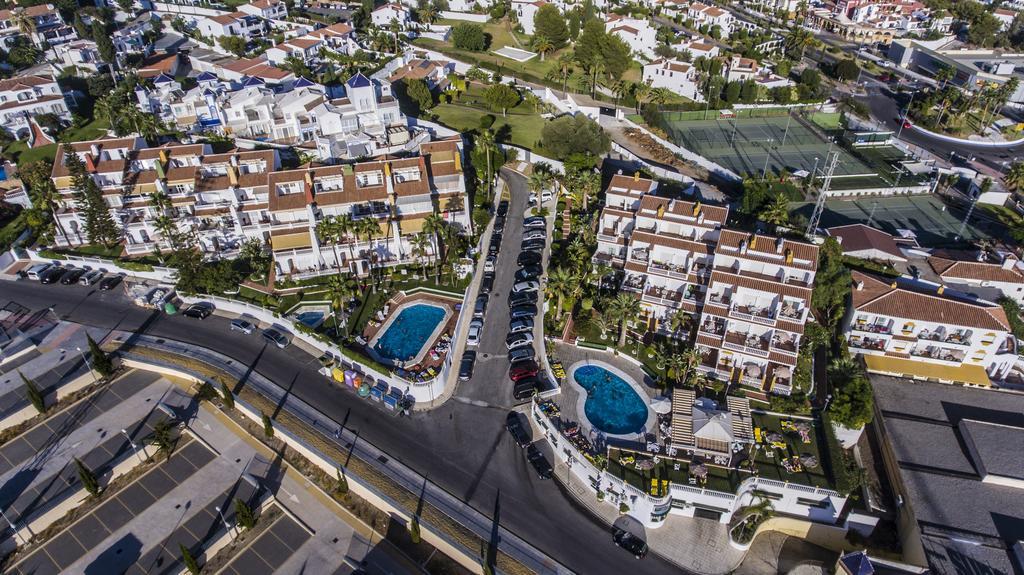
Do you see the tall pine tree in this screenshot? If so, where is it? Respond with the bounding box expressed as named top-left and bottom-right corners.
top-left (64, 151), bottom-right (121, 248)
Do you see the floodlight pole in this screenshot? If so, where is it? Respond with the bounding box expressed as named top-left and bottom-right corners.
top-left (781, 112), bottom-right (793, 147)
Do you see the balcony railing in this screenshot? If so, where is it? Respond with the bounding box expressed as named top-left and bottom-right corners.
top-left (853, 320), bottom-right (893, 335)
top-left (918, 329), bottom-right (972, 347)
top-left (700, 320), bottom-right (726, 336)
top-left (723, 331), bottom-right (770, 357)
top-left (707, 292), bottom-right (731, 306)
top-left (910, 346), bottom-right (965, 363)
top-left (849, 337), bottom-right (886, 351)
top-left (642, 288), bottom-right (684, 309)
top-left (648, 260), bottom-right (689, 280)
top-left (771, 335), bottom-right (798, 353)
top-left (729, 304), bottom-right (776, 326)
top-left (124, 241), bottom-right (156, 254)
top-left (622, 275), bottom-right (646, 293)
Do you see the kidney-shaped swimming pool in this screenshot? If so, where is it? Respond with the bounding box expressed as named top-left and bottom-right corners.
top-left (571, 364), bottom-right (649, 435)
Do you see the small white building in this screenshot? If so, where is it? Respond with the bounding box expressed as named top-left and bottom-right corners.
top-left (605, 14), bottom-right (659, 59)
top-left (928, 251), bottom-right (1024, 306)
top-left (0, 74), bottom-right (71, 139)
top-left (196, 11), bottom-right (267, 40)
top-left (642, 58), bottom-right (702, 101)
top-left (687, 2), bottom-right (734, 37)
top-left (237, 0), bottom-right (288, 20)
top-left (513, 0), bottom-right (544, 35)
top-left (725, 55), bottom-right (759, 82)
top-left (53, 39), bottom-right (106, 72)
top-left (371, 3), bottom-right (412, 29)
top-left (675, 39), bottom-right (720, 60)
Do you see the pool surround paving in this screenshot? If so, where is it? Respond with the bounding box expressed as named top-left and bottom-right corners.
top-left (367, 300), bottom-right (453, 368)
top-left (566, 359), bottom-right (656, 441)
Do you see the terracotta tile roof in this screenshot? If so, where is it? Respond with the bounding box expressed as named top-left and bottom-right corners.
top-left (716, 229), bottom-right (818, 271)
top-left (0, 93), bottom-right (64, 112)
top-left (928, 256), bottom-right (1024, 284)
top-left (607, 174), bottom-right (655, 195)
top-left (851, 270), bottom-right (1011, 332)
top-left (637, 195), bottom-right (728, 226)
top-left (0, 74), bottom-right (55, 92)
top-left (630, 230), bottom-right (715, 255)
top-left (827, 224), bottom-right (904, 260)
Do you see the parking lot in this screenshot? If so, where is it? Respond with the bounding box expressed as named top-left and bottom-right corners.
top-left (218, 514), bottom-right (311, 574)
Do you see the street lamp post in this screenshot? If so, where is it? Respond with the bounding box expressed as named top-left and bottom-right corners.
top-left (895, 91), bottom-right (916, 140)
top-left (77, 346), bottom-right (96, 382)
top-left (121, 428), bottom-right (143, 463)
top-left (215, 505), bottom-right (236, 536)
top-left (762, 139), bottom-right (775, 180)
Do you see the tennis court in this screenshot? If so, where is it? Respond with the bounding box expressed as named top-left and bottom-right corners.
top-left (661, 115), bottom-right (877, 179)
top-left (793, 195), bottom-right (989, 246)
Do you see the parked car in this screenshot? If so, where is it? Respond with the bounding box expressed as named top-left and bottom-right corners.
top-left (522, 230), bottom-right (545, 242)
top-left (467, 325), bottom-right (482, 346)
top-left (526, 444), bottom-right (553, 479)
top-left (509, 360), bottom-right (539, 381)
top-left (521, 239), bottom-right (545, 252)
top-left (481, 273), bottom-right (495, 294)
top-left (473, 295), bottom-right (488, 318)
top-left (262, 328), bottom-right (290, 349)
top-left (470, 317), bottom-right (484, 330)
top-left (497, 200), bottom-right (509, 217)
top-left (59, 268), bottom-right (85, 285)
top-left (508, 345), bottom-right (535, 362)
top-left (512, 280), bottom-right (539, 294)
top-left (182, 302), bottom-right (214, 319)
top-left (488, 243), bottom-right (500, 257)
top-left (508, 291), bottom-right (537, 308)
top-left (494, 216), bottom-right (505, 234)
top-left (459, 351), bottom-right (476, 381)
top-left (506, 412), bottom-right (531, 448)
top-left (39, 266), bottom-right (65, 284)
top-left (509, 318), bottom-right (534, 334)
top-left (523, 217), bottom-right (546, 229)
top-left (512, 378), bottom-right (538, 400)
top-left (79, 270), bottom-right (104, 286)
top-left (25, 263), bottom-right (52, 281)
top-left (230, 318), bottom-right (256, 334)
top-left (506, 332), bottom-right (534, 349)
top-left (612, 528), bottom-right (649, 559)
top-left (541, 190), bottom-right (554, 203)
top-left (528, 193), bottom-right (538, 206)
top-left (98, 275), bottom-right (123, 290)
top-left (517, 251), bottom-right (542, 266)
top-left (509, 304), bottom-right (537, 319)
top-left (484, 256), bottom-right (496, 273)
top-left (515, 265), bottom-right (542, 282)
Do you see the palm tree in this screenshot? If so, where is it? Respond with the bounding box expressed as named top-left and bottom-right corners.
top-left (357, 217), bottom-right (381, 286)
top-left (607, 293), bottom-right (641, 347)
top-left (546, 266), bottom-right (576, 318)
top-left (533, 35), bottom-right (554, 62)
top-left (557, 53), bottom-right (573, 93)
top-left (476, 129), bottom-right (497, 195)
top-left (664, 353), bottom-right (690, 386)
top-left (631, 81), bottom-right (651, 114)
top-left (1005, 162), bottom-right (1024, 192)
top-left (760, 193), bottom-right (790, 228)
top-left (418, 4), bottom-right (437, 25)
top-left (785, 28), bottom-right (815, 60)
top-left (410, 231), bottom-right (432, 278)
top-left (422, 213), bottom-right (447, 279)
top-left (587, 312), bottom-right (613, 341)
top-left (528, 169), bottom-right (552, 197)
top-left (315, 216), bottom-right (345, 276)
top-left (325, 275), bottom-right (357, 332)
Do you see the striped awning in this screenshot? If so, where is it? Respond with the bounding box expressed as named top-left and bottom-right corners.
top-left (863, 355), bottom-right (991, 386)
top-left (271, 232), bottom-right (312, 251)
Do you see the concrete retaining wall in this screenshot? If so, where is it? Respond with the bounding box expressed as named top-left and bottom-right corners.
top-left (618, 118), bottom-right (743, 182)
top-left (24, 248), bottom-right (178, 284)
top-left (439, 10), bottom-right (489, 21)
top-left (152, 2), bottom-right (225, 16)
top-left (0, 370), bottom-right (99, 433)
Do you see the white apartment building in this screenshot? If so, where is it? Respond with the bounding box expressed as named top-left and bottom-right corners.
top-left (265, 37), bottom-right (323, 66)
top-left (695, 231), bottom-right (817, 398)
top-left (371, 3), bottom-right (412, 29)
top-left (643, 58), bottom-right (702, 101)
top-left (266, 22), bottom-right (358, 65)
top-left (605, 14), bottom-right (659, 59)
top-left (196, 11), bottom-right (267, 40)
top-left (48, 137), bottom-right (469, 279)
top-left (844, 271), bottom-right (1018, 385)
top-left (674, 39), bottom-right (719, 60)
top-left (53, 39), bottom-right (105, 72)
top-left (0, 75), bottom-right (71, 140)
top-left (725, 55), bottom-right (759, 82)
top-left (687, 3), bottom-right (734, 37)
top-left (237, 0), bottom-right (289, 20)
top-left (0, 4), bottom-right (76, 50)
top-left (135, 72), bottom-right (409, 161)
top-left (927, 252), bottom-right (1024, 306)
top-left (513, 0), bottom-right (544, 35)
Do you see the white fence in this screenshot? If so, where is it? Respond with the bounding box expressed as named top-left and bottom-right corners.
top-left (152, 1), bottom-right (225, 17)
top-left (439, 10), bottom-right (489, 22)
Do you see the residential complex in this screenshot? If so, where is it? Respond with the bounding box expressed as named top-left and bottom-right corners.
top-left (0, 74), bottom-right (71, 140)
top-left (594, 174), bottom-right (817, 397)
top-left (47, 136), bottom-right (469, 279)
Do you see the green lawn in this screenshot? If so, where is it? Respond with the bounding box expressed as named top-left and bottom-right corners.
top-left (431, 84), bottom-right (549, 151)
top-left (978, 203), bottom-right (1024, 228)
top-left (2, 117), bottom-right (110, 166)
top-left (750, 413), bottom-right (833, 490)
top-left (609, 448), bottom-right (742, 495)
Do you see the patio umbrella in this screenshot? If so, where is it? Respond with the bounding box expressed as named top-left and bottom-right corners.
top-left (801, 455), bottom-right (819, 468)
top-left (745, 363), bottom-right (762, 378)
top-left (635, 459), bottom-right (656, 470)
top-left (690, 463), bottom-right (708, 478)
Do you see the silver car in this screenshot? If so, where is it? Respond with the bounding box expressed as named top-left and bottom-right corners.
top-left (231, 318), bottom-right (256, 334)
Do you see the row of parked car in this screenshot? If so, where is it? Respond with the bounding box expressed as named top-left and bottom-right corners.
top-left (25, 262), bottom-right (124, 290)
top-left (506, 212), bottom-right (547, 400)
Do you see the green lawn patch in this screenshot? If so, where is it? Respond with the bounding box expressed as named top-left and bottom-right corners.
top-left (431, 84), bottom-right (548, 152)
top-left (2, 117), bottom-right (110, 165)
top-left (750, 413), bottom-right (833, 490)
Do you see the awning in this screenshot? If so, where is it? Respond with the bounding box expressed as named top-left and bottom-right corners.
top-left (863, 355), bottom-right (991, 387)
top-left (271, 232), bottom-right (313, 251)
top-left (400, 217), bottom-right (425, 234)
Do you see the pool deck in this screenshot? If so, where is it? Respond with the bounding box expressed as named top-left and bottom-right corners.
top-left (566, 360), bottom-right (658, 442)
top-left (361, 292), bottom-right (460, 375)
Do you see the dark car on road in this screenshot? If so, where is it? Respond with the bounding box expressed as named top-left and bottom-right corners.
top-left (508, 291), bottom-right (537, 308)
top-left (474, 294), bottom-right (488, 318)
top-left (497, 200), bottom-right (509, 217)
top-left (59, 268), bottom-right (85, 285)
top-left (513, 376), bottom-right (540, 399)
top-left (481, 273), bottom-right (495, 294)
top-left (459, 350), bottom-right (476, 381)
top-left (509, 304), bottom-right (537, 319)
top-left (506, 412), bottom-right (531, 447)
top-left (494, 216), bottom-right (505, 234)
top-left (521, 239), bottom-right (545, 252)
top-left (39, 266), bottom-right (66, 284)
top-left (262, 327), bottom-right (290, 348)
top-left (517, 251), bottom-right (542, 266)
top-left (526, 444), bottom-right (553, 479)
top-left (98, 274), bottom-right (123, 290)
top-left (515, 265), bottom-right (542, 282)
top-left (612, 528), bottom-right (649, 559)
top-left (183, 302), bottom-right (214, 319)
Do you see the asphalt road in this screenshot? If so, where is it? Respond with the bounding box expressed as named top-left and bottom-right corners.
top-left (0, 181), bottom-right (685, 575)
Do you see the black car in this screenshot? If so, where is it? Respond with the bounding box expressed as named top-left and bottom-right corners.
top-left (509, 346), bottom-right (535, 363)
top-left (508, 291), bottom-right (537, 308)
top-left (515, 265), bottom-right (542, 282)
top-left (517, 251), bottom-right (542, 266)
top-left (459, 350), bottom-right (476, 381)
top-left (494, 216), bottom-right (505, 234)
top-left (59, 268), bottom-right (86, 285)
top-left (490, 233), bottom-right (503, 247)
top-left (521, 239), bottom-right (545, 252)
top-left (526, 444), bottom-right (553, 479)
top-left (98, 275), bottom-right (123, 290)
top-left (481, 272), bottom-right (495, 294)
top-left (39, 266), bottom-right (65, 284)
top-left (505, 412), bottom-right (531, 448)
top-left (497, 200), bottom-right (509, 217)
top-left (488, 243), bottom-right (500, 257)
top-left (182, 302), bottom-right (214, 319)
top-left (612, 528), bottom-right (649, 559)
top-left (509, 304), bottom-right (538, 319)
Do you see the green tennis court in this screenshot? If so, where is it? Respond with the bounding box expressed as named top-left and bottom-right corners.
top-left (661, 115), bottom-right (877, 179)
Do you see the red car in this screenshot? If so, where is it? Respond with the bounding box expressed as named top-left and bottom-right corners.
top-left (902, 120), bottom-right (912, 129)
top-left (509, 360), bottom-right (539, 381)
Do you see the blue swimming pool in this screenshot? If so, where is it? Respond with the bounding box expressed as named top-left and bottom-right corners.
top-left (295, 311), bottom-right (325, 328)
top-left (573, 364), bottom-right (648, 435)
top-left (373, 304), bottom-right (447, 362)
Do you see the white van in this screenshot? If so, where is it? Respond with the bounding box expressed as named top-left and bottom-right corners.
top-left (26, 263), bottom-right (52, 281)
top-left (79, 270), bottom-right (104, 286)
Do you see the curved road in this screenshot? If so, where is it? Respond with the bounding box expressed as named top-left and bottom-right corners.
top-left (0, 177), bottom-right (690, 575)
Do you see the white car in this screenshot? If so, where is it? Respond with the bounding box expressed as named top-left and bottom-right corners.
top-left (522, 230), bottom-right (545, 242)
top-left (528, 193), bottom-right (538, 205)
top-left (467, 325), bottom-right (482, 346)
top-left (484, 256), bottom-right (496, 273)
top-left (509, 318), bottom-right (534, 333)
top-left (512, 281), bottom-right (540, 293)
top-left (506, 332), bottom-right (534, 350)
top-left (523, 218), bottom-right (546, 229)
top-left (541, 190), bottom-right (554, 203)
